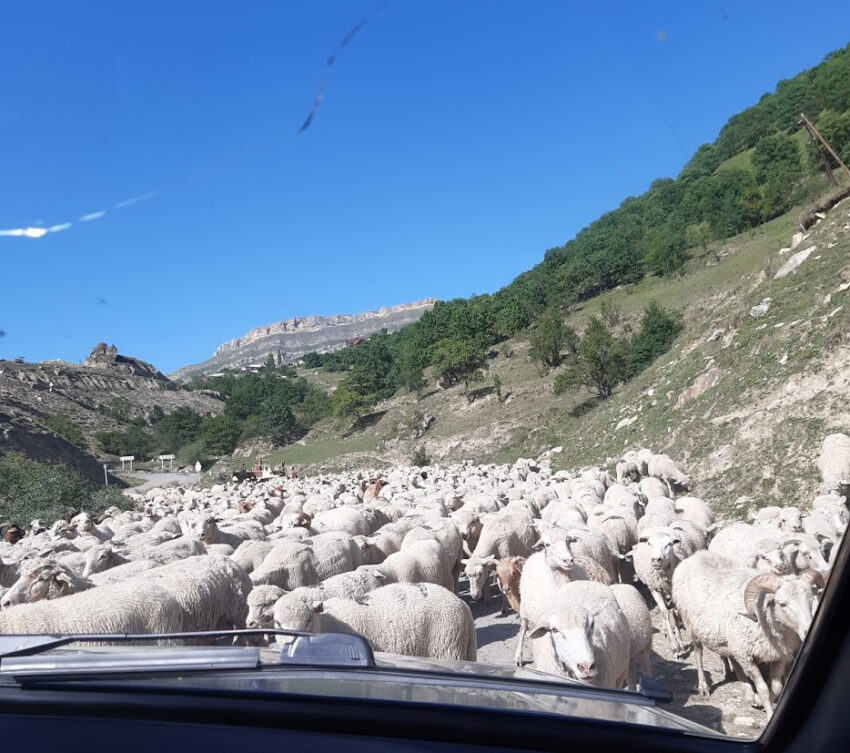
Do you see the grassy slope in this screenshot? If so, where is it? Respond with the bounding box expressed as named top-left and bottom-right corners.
top-left (245, 193), bottom-right (850, 519)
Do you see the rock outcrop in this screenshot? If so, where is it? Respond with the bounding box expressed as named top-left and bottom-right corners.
top-left (170, 298), bottom-right (437, 382)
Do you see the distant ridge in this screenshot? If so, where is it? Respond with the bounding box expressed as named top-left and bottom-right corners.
top-left (170, 298), bottom-right (437, 382)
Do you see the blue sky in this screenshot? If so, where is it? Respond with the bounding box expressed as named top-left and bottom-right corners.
top-left (1, 1), bottom-right (848, 373)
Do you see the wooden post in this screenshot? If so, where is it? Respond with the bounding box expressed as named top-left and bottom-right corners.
top-left (799, 112), bottom-right (850, 182)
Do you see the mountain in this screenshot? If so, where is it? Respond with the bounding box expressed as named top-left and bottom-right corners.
top-left (0, 343), bottom-right (223, 481)
top-left (170, 299), bottom-right (437, 383)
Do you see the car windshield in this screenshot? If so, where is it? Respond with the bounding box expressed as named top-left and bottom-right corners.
top-left (1, 0), bottom-right (850, 741)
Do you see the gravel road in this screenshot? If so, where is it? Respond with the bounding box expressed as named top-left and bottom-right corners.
top-left (463, 580), bottom-right (766, 739)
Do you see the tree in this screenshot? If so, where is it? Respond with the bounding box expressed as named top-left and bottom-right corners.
top-left (492, 373), bottom-right (503, 403)
top-left (528, 307), bottom-right (565, 370)
top-left (685, 221), bottom-right (712, 253)
top-left (629, 301), bottom-right (684, 372)
top-left (395, 340), bottom-right (427, 395)
top-left (154, 406), bottom-right (202, 453)
top-left (331, 367), bottom-right (378, 421)
top-left (199, 415), bottom-right (241, 455)
top-left (429, 337), bottom-right (487, 399)
top-left (259, 395), bottom-right (298, 445)
top-left (559, 318), bottom-right (630, 398)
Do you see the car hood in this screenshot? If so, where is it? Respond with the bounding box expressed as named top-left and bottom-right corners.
top-left (3, 643), bottom-right (714, 736)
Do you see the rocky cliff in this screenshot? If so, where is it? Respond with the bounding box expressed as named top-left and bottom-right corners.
top-left (0, 344), bottom-right (223, 473)
top-left (170, 299), bottom-right (437, 382)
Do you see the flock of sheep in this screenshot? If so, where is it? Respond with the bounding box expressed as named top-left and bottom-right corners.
top-left (0, 433), bottom-right (847, 722)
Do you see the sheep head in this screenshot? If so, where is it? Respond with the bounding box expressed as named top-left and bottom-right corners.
top-left (461, 555), bottom-right (497, 600)
top-left (744, 572), bottom-right (814, 641)
top-left (529, 606), bottom-right (598, 682)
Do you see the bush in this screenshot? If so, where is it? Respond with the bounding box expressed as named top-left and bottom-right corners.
top-left (95, 426), bottom-right (156, 458)
top-left (552, 372), bottom-right (571, 396)
top-left (629, 301), bottom-right (684, 372)
top-left (0, 452), bottom-right (133, 524)
top-left (43, 414), bottom-right (86, 448)
top-left (199, 415), bottom-right (241, 456)
top-left (559, 318), bottom-right (631, 398)
top-left (411, 446), bottom-right (431, 467)
top-left (177, 440), bottom-right (208, 466)
top-left (528, 307), bottom-right (565, 370)
top-left (154, 406), bottom-right (203, 453)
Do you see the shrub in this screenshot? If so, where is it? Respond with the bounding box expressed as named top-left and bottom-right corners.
top-left (629, 301), bottom-right (684, 372)
top-left (177, 440), bottom-right (208, 466)
top-left (528, 307), bottom-right (565, 370)
top-left (411, 446), bottom-right (430, 467)
top-left (199, 415), bottom-right (241, 456)
top-left (0, 452), bottom-right (133, 524)
top-left (559, 318), bottom-right (631, 398)
top-left (43, 414), bottom-right (85, 448)
top-left (95, 426), bottom-right (155, 458)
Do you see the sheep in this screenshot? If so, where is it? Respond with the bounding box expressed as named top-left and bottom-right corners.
top-left (307, 532), bottom-right (364, 580)
top-left (647, 453), bottom-right (689, 492)
top-left (461, 510), bottom-right (536, 601)
top-left (561, 526), bottom-right (616, 582)
top-left (70, 511), bottom-right (113, 542)
top-left (81, 544), bottom-right (131, 578)
top-left (817, 432), bottom-right (850, 495)
top-left (592, 512), bottom-right (634, 582)
top-left (249, 540), bottom-right (319, 589)
top-left (246, 585), bottom-right (285, 629)
top-left (356, 524), bottom-right (406, 564)
top-left (1, 560), bottom-right (93, 608)
top-left (514, 526), bottom-right (590, 667)
top-left (638, 477), bottom-right (669, 500)
top-left (610, 583), bottom-right (652, 690)
top-left (145, 555), bottom-right (252, 632)
top-left (450, 508), bottom-right (484, 555)
top-left (182, 514), bottom-right (265, 551)
top-left (375, 539), bottom-right (454, 591)
top-left (630, 528), bottom-right (686, 656)
top-left (672, 551), bottom-right (817, 716)
top-left (615, 453), bottom-right (640, 483)
top-left (709, 523), bottom-right (797, 575)
top-left (272, 582), bottom-right (477, 662)
top-left (493, 556), bottom-right (525, 616)
top-left (231, 540), bottom-right (276, 574)
top-left (0, 580), bottom-right (185, 637)
top-left (527, 581), bottom-right (631, 689)
top-left (674, 496), bottom-right (715, 530)
top-left (312, 506), bottom-right (379, 536)
top-left (123, 535), bottom-right (207, 566)
top-left (88, 559), bottom-right (159, 586)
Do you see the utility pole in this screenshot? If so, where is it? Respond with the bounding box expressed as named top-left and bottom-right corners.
top-left (799, 112), bottom-right (850, 184)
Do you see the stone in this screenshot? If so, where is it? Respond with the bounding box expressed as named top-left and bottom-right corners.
top-left (750, 299), bottom-right (771, 318)
top-left (790, 231), bottom-right (806, 250)
top-left (674, 367), bottom-right (723, 409)
top-left (706, 329), bottom-right (723, 342)
top-left (775, 246), bottom-right (816, 279)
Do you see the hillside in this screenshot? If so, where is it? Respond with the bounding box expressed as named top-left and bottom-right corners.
top-left (245, 193), bottom-right (850, 520)
top-left (170, 299), bottom-right (437, 383)
top-left (0, 343), bottom-right (223, 480)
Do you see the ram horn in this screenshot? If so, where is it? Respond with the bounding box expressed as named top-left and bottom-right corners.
top-left (800, 568), bottom-right (826, 590)
top-left (743, 573), bottom-right (784, 621)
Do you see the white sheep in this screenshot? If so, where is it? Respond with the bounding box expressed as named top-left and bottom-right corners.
top-left (461, 509), bottom-right (536, 601)
top-left (527, 580), bottom-right (630, 689)
top-left (146, 555), bottom-right (252, 632)
top-left (647, 453), bottom-right (689, 492)
top-left (1, 559), bottom-right (93, 608)
top-left (610, 583), bottom-right (652, 690)
top-left (273, 582), bottom-right (477, 661)
top-left (0, 580), bottom-right (184, 636)
top-left (249, 540), bottom-right (318, 589)
top-left (817, 433), bottom-right (850, 494)
top-left (375, 539), bottom-right (454, 591)
top-left (514, 526), bottom-right (590, 666)
top-left (672, 550), bottom-right (817, 716)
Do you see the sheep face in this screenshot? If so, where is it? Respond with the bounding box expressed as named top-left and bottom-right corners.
top-left (536, 530), bottom-right (576, 574)
top-left (462, 556), bottom-right (495, 600)
top-left (247, 587), bottom-right (285, 628)
top-left (83, 546), bottom-right (115, 578)
top-left (639, 532), bottom-right (678, 571)
top-left (770, 580), bottom-right (816, 642)
top-left (748, 546), bottom-right (788, 576)
top-left (50, 521), bottom-right (76, 540)
top-left (183, 515), bottom-right (217, 544)
top-left (1, 563), bottom-right (71, 608)
top-left (71, 512), bottom-right (94, 535)
top-left (778, 508), bottom-right (803, 533)
top-left (4, 525), bottom-right (23, 544)
top-left (531, 609), bottom-right (597, 682)
top-left (29, 519), bottom-right (47, 536)
top-left (494, 557), bottom-right (524, 612)
top-left (273, 595), bottom-right (317, 634)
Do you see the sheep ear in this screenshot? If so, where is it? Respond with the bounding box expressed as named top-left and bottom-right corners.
top-left (532, 540), bottom-right (545, 551)
top-left (528, 626), bottom-right (550, 640)
top-left (460, 558), bottom-right (470, 566)
top-left (374, 570), bottom-right (387, 582)
top-left (311, 601), bottom-right (324, 613)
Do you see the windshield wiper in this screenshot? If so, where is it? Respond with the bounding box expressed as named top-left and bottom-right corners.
top-left (0, 630), bottom-right (375, 680)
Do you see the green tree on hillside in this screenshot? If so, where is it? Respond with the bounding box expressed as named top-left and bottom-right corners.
top-left (200, 415), bottom-right (241, 455)
top-left (430, 337), bottom-right (487, 398)
top-left (630, 301), bottom-right (684, 372)
top-left (259, 395), bottom-right (298, 445)
top-left (529, 307), bottom-right (565, 370)
top-left (331, 367), bottom-right (378, 421)
top-left (154, 406), bottom-right (203, 453)
top-left (559, 318), bottom-right (630, 398)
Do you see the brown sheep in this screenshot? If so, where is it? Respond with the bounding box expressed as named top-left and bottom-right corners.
top-left (494, 556), bottom-right (525, 616)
